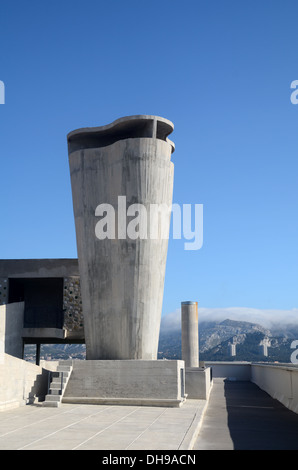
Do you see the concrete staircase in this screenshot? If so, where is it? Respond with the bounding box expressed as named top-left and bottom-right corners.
top-left (43, 362), bottom-right (73, 407)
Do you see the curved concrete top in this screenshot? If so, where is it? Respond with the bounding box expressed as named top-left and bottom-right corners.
top-left (67, 115), bottom-right (175, 154)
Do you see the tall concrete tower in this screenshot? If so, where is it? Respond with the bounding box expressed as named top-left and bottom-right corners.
top-left (68, 115), bottom-right (175, 360)
top-left (181, 301), bottom-right (199, 368)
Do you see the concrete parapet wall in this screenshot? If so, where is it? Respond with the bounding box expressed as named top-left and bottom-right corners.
top-left (205, 362), bottom-right (252, 381)
top-left (63, 359), bottom-right (185, 407)
top-left (0, 354), bottom-right (49, 411)
top-left (251, 364), bottom-right (298, 414)
top-left (205, 361), bottom-right (298, 414)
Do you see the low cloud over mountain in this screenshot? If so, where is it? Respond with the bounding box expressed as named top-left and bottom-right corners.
top-left (161, 307), bottom-right (298, 333)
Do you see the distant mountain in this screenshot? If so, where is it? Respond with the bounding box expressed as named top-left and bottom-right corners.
top-left (199, 319), bottom-right (271, 352)
top-left (158, 318), bottom-right (297, 363)
top-left (23, 318), bottom-right (298, 364)
top-left (199, 332), bottom-right (294, 363)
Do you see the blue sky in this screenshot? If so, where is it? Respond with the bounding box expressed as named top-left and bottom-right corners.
top-left (0, 1), bottom-right (298, 322)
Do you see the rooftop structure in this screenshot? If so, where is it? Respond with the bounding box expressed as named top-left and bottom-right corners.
top-left (68, 115), bottom-right (175, 361)
top-left (1, 115), bottom-right (298, 449)
top-left (0, 258), bottom-right (84, 364)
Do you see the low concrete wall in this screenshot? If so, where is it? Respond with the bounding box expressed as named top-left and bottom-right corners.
top-left (205, 361), bottom-right (298, 414)
top-left (205, 362), bottom-right (252, 381)
top-left (63, 359), bottom-right (186, 407)
top-left (0, 354), bottom-right (50, 411)
top-left (251, 364), bottom-right (298, 414)
top-left (185, 367), bottom-right (212, 399)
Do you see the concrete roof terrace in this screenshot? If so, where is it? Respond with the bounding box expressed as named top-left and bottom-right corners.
top-left (1, 378), bottom-right (298, 450)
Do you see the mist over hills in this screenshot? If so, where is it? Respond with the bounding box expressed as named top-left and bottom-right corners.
top-left (158, 316), bottom-right (298, 363)
top-left (160, 307), bottom-right (298, 333)
top-left (24, 313), bottom-right (298, 364)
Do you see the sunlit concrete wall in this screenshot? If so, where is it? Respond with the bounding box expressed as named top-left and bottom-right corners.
top-left (0, 354), bottom-right (49, 411)
top-left (205, 361), bottom-right (298, 414)
top-left (251, 364), bottom-right (298, 414)
top-left (62, 359), bottom-right (185, 407)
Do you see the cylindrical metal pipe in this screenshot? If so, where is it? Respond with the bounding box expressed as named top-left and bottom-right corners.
top-left (181, 301), bottom-right (199, 367)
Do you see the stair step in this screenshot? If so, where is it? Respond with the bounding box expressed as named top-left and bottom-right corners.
top-left (45, 394), bottom-right (62, 401)
top-left (49, 389), bottom-right (61, 395)
top-left (43, 400), bottom-right (61, 407)
top-left (50, 382), bottom-right (64, 389)
top-left (51, 378), bottom-right (68, 385)
top-left (57, 366), bottom-right (72, 372)
top-left (59, 360), bottom-right (73, 366)
top-left (43, 363), bottom-right (72, 407)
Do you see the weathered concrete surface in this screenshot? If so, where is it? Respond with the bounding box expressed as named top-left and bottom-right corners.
top-left (62, 359), bottom-right (185, 407)
top-left (68, 115), bottom-right (175, 360)
top-left (0, 302), bottom-right (24, 359)
top-left (22, 328), bottom-right (66, 340)
top-left (252, 363), bottom-right (298, 414)
top-left (181, 301), bottom-right (199, 368)
top-left (0, 398), bottom-right (207, 450)
top-left (185, 367), bottom-right (212, 399)
top-left (0, 353), bottom-right (49, 411)
top-left (0, 259), bottom-right (79, 278)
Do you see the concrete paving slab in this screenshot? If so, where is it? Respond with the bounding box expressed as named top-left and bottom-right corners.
top-left (0, 399), bottom-right (207, 450)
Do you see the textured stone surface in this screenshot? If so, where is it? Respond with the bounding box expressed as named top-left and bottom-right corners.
top-left (0, 278), bottom-right (8, 306)
top-left (63, 277), bottom-right (83, 333)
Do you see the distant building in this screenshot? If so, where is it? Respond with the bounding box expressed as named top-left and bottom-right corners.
top-left (229, 343), bottom-right (236, 357)
top-left (259, 337), bottom-right (271, 357)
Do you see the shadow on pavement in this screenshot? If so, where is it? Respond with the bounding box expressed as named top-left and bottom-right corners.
top-left (224, 380), bottom-right (298, 450)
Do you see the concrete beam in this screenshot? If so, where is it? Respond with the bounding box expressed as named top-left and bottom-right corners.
top-left (0, 259), bottom-right (79, 278)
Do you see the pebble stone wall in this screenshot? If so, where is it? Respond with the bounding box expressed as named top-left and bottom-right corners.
top-left (63, 277), bottom-right (84, 333)
top-left (0, 278), bottom-right (8, 305)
